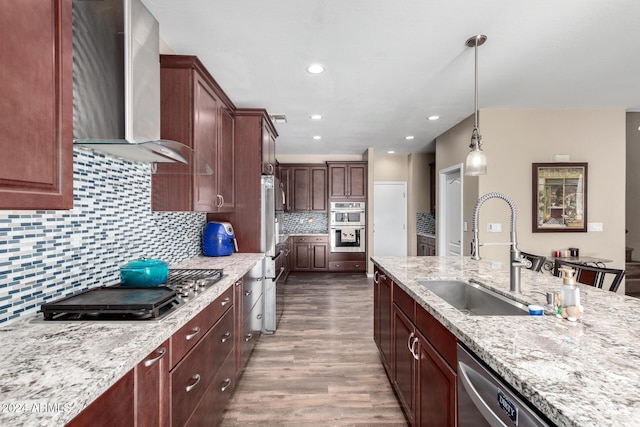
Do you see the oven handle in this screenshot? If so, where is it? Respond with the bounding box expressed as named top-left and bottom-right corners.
top-left (271, 250), bottom-right (283, 261)
top-left (272, 266), bottom-right (285, 282)
top-left (458, 361), bottom-right (507, 426)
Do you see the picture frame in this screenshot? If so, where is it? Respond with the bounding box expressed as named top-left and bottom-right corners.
top-left (532, 162), bottom-right (588, 233)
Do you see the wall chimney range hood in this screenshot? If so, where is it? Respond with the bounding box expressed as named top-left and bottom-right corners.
top-left (72, 0), bottom-right (212, 174)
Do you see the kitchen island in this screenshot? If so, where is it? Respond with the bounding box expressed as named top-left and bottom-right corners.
top-left (372, 255), bottom-right (640, 427)
top-left (0, 253), bottom-right (263, 427)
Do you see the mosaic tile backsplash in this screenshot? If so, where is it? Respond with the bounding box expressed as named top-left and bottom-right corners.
top-left (417, 212), bottom-right (436, 235)
top-left (0, 149), bottom-right (206, 325)
top-left (281, 212), bottom-right (328, 234)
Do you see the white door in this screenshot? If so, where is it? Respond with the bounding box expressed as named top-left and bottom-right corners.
top-left (438, 165), bottom-right (463, 256)
top-left (373, 182), bottom-right (407, 257)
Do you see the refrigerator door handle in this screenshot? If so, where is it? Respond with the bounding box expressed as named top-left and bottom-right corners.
top-left (273, 266), bottom-right (285, 282)
top-left (272, 250), bottom-right (283, 261)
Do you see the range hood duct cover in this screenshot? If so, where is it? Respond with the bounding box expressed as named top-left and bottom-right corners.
top-left (72, 0), bottom-right (212, 174)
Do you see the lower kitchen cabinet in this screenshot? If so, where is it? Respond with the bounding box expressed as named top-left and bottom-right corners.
top-left (374, 268), bottom-right (458, 427)
top-left (292, 235), bottom-right (328, 271)
top-left (417, 235), bottom-right (436, 256)
top-left (328, 252), bottom-right (366, 272)
top-left (66, 370), bottom-right (135, 427)
top-left (136, 342), bottom-right (170, 427)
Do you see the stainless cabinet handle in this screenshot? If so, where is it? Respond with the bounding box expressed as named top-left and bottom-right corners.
top-left (185, 326), bottom-right (201, 341)
top-left (374, 271), bottom-right (379, 284)
top-left (221, 297), bottom-right (231, 306)
top-left (185, 374), bottom-right (201, 392)
top-left (245, 333), bottom-right (253, 342)
top-left (411, 337), bottom-right (419, 361)
top-left (267, 163), bottom-right (274, 174)
top-left (235, 280), bottom-right (242, 287)
top-left (407, 332), bottom-right (414, 354)
top-left (220, 378), bottom-right (232, 392)
top-left (144, 347), bottom-right (166, 367)
top-left (216, 194), bottom-right (224, 208)
top-left (380, 274), bottom-right (387, 280)
top-left (221, 331), bottom-right (232, 343)
top-left (244, 289), bottom-right (252, 296)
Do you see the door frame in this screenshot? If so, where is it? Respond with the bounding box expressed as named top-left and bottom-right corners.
top-left (438, 163), bottom-right (464, 256)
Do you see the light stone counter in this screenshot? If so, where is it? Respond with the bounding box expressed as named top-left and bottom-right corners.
top-left (371, 255), bottom-right (640, 427)
top-left (0, 253), bottom-right (263, 427)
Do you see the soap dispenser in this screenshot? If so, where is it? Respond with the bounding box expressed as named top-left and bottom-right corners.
top-left (559, 267), bottom-right (581, 320)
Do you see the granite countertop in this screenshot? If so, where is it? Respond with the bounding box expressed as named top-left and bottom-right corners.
top-left (0, 253), bottom-right (263, 427)
top-left (371, 255), bottom-right (640, 427)
top-left (416, 232), bottom-right (436, 238)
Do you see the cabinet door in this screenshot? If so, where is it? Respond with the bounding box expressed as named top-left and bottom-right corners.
top-left (0, 0), bottom-right (73, 210)
top-left (374, 270), bottom-right (381, 349)
top-left (193, 71), bottom-right (219, 211)
top-left (328, 164), bottom-right (348, 199)
top-left (379, 271), bottom-right (392, 370)
top-left (136, 342), bottom-right (169, 427)
top-left (347, 164), bottom-right (367, 199)
top-left (293, 242), bottom-right (311, 270)
top-left (393, 307), bottom-right (416, 425)
top-left (67, 371), bottom-right (135, 427)
top-left (416, 332), bottom-right (457, 427)
top-left (261, 119), bottom-right (276, 175)
top-left (217, 106), bottom-right (235, 211)
top-left (292, 167), bottom-right (311, 212)
top-left (310, 167), bottom-right (327, 211)
top-left (310, 243), bottom-right (328, 270)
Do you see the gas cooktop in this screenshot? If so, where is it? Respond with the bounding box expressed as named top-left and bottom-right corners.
top-left (40, 268), bottom-right (224, 321)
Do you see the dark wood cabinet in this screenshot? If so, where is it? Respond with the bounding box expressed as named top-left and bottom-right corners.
top-left (373, 269), bottom-right (457, 427)
top-left (278, 165), bottom-right (291, 212)
top-left (429, 162), bottom-right (436, 214)
top-left (208, 109), bottom-right (278, 253)
top-left (417, 235), bottom-right (436, 256)
top-left (66, 371), bottom-right (135, 427)
top-left (327, 161), bottom-right (367, 200)
top-left (262, 118), bottom-right (277, 175)
top-left (135, 342), bottom-right (169, 427)
top-left (292, 235), bottom-right (329, 271)
top-left (290, 164), bottom-right (327, 212)
top-left (153, 55), bottom-right (235, 212)
top-left (328, 252), bottom-right (366, 272)
top-left (0, 0), bottom-right (73, 210)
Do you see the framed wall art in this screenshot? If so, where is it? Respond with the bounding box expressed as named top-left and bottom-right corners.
top-left (532, 162), bottom-right (587, 233)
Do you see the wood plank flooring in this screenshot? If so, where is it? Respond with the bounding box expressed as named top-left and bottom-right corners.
top-left (220, 273), bottom-right (407, 427)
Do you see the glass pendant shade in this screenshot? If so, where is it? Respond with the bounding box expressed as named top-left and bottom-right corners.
top-left (465, 147), bottom-right (487, 176)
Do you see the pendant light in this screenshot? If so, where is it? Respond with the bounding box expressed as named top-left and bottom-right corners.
top-left (465, 34), bottom-right (488, 176)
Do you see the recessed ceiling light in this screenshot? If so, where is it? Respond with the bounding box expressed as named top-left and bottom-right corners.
top-left (405, 136), bottom-right (414, 140)
top-left (310, 114), bottom-right (323, 120)
top-left (313, 135), bottom-right (322, 140)
top-left (428, 115), bottom-right (440, 121)
top-left (387, 150), bottom-right (395, 154)
top-left (306, 64), bottom-right (326, 74)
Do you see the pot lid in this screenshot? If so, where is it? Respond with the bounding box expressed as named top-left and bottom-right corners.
top-left (121, 258), bottom-right (168, 269)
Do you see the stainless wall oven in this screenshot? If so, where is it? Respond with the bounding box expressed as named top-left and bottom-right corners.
top-left (329, 201), bottom-right (366, 253)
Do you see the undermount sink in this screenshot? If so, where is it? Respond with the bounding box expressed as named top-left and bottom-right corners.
top-left (417, 280), bottom-right (529, 316)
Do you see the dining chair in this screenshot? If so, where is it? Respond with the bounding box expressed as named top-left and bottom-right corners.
top-left (520, 251), bottom-right (546, 272)
top-left (553, 259), bottom-right (625, 292)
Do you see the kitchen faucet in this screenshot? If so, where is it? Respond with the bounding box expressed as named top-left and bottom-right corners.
top-left (471, 192), bottom-right (531, 294)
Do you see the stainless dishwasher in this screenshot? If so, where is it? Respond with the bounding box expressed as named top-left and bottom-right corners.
top-left (457, 344), bottom-right (553, 427)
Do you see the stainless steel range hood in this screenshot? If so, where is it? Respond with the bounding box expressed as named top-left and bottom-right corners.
top-left (72, 0), bottom-right (212, 174)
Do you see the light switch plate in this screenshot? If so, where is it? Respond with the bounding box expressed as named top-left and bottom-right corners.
top-left (588, 222), bottom-right (603, 232)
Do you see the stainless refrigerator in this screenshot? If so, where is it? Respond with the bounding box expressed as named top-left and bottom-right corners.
top-left (261, 175), bottom-right (284, 333)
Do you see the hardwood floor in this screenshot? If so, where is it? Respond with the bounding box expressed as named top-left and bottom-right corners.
top-left (220, 273), bottom-right (407, 427)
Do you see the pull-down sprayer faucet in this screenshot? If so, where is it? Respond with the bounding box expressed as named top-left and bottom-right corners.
top-left (471, 192), bottom-right (531, 294)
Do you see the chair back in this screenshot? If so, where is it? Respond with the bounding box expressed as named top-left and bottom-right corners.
top-left (520, 251), bottom-right (546, 272)
top-left (553, 259), bottom-right (625, 292)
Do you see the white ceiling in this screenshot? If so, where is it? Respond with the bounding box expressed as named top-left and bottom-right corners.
top-left (143, 0), bottom-right (640, 156)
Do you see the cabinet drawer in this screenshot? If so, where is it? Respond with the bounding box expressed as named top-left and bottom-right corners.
top-left (170, 308), bottom-right (235, 427)
top-left (415, 304), bottom-right (457, 370)
top-left (184, 351), bottom-right (236, 427)
top-left (170, 286), bottom-right (233, 368)
top-left (293, 235), bottom-right (328, 243)
top-left (242, 277), bottom-right (263, 321)
top-left (240, 294), bottom-right (263, 367)
top-left (393, 282), bottom-right (415, 321)
top-left (329, 261), bottom-right (366, 271)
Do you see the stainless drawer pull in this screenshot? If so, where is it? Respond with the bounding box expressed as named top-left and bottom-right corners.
top-left (143, 347), bottom-right (166, 367)
top-left (185, 326), bottom-right (201, 341)
top-left (220, 378), bottom-right (232, 392)
top-left (185, 374), bottom-right (201, 392)
top-left (244, 289), bottom-right (252, 296)
top-left (221, 297), bottom-right (231, 306)
top-left (221, 331), bottom-right (232, 343)
top-left (245, 333), bottom-right (253, 342)
top-left (256, 313), bottom-right (263, 320)
top-left (381, 274), bottom-right (387, 280)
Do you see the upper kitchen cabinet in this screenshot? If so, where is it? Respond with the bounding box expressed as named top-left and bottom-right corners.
top-left (277, 164), bottom-right (290, 212)
top-left (234, 109), bottom-right (279, 176)
top-left (152, 55), bottom-right (235, 212)
top-left (290, 164), bottom-right (327, 212)
top-left (327, 161), bottom-right (367, 201)
top-left (0, 0), bottom-right (73, 210)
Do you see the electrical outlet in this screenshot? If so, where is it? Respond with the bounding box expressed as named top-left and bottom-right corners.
top-left (588, 222), bottom-right (603, 232)
top-left (487, 223), bottom-right (502, 232)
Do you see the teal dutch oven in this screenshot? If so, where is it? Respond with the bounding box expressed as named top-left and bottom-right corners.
top-left (120, 258), bottom-right (169, 287)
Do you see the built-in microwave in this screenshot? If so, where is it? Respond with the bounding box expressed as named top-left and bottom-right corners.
top-left (330, 201), bottom-right (365, 226)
